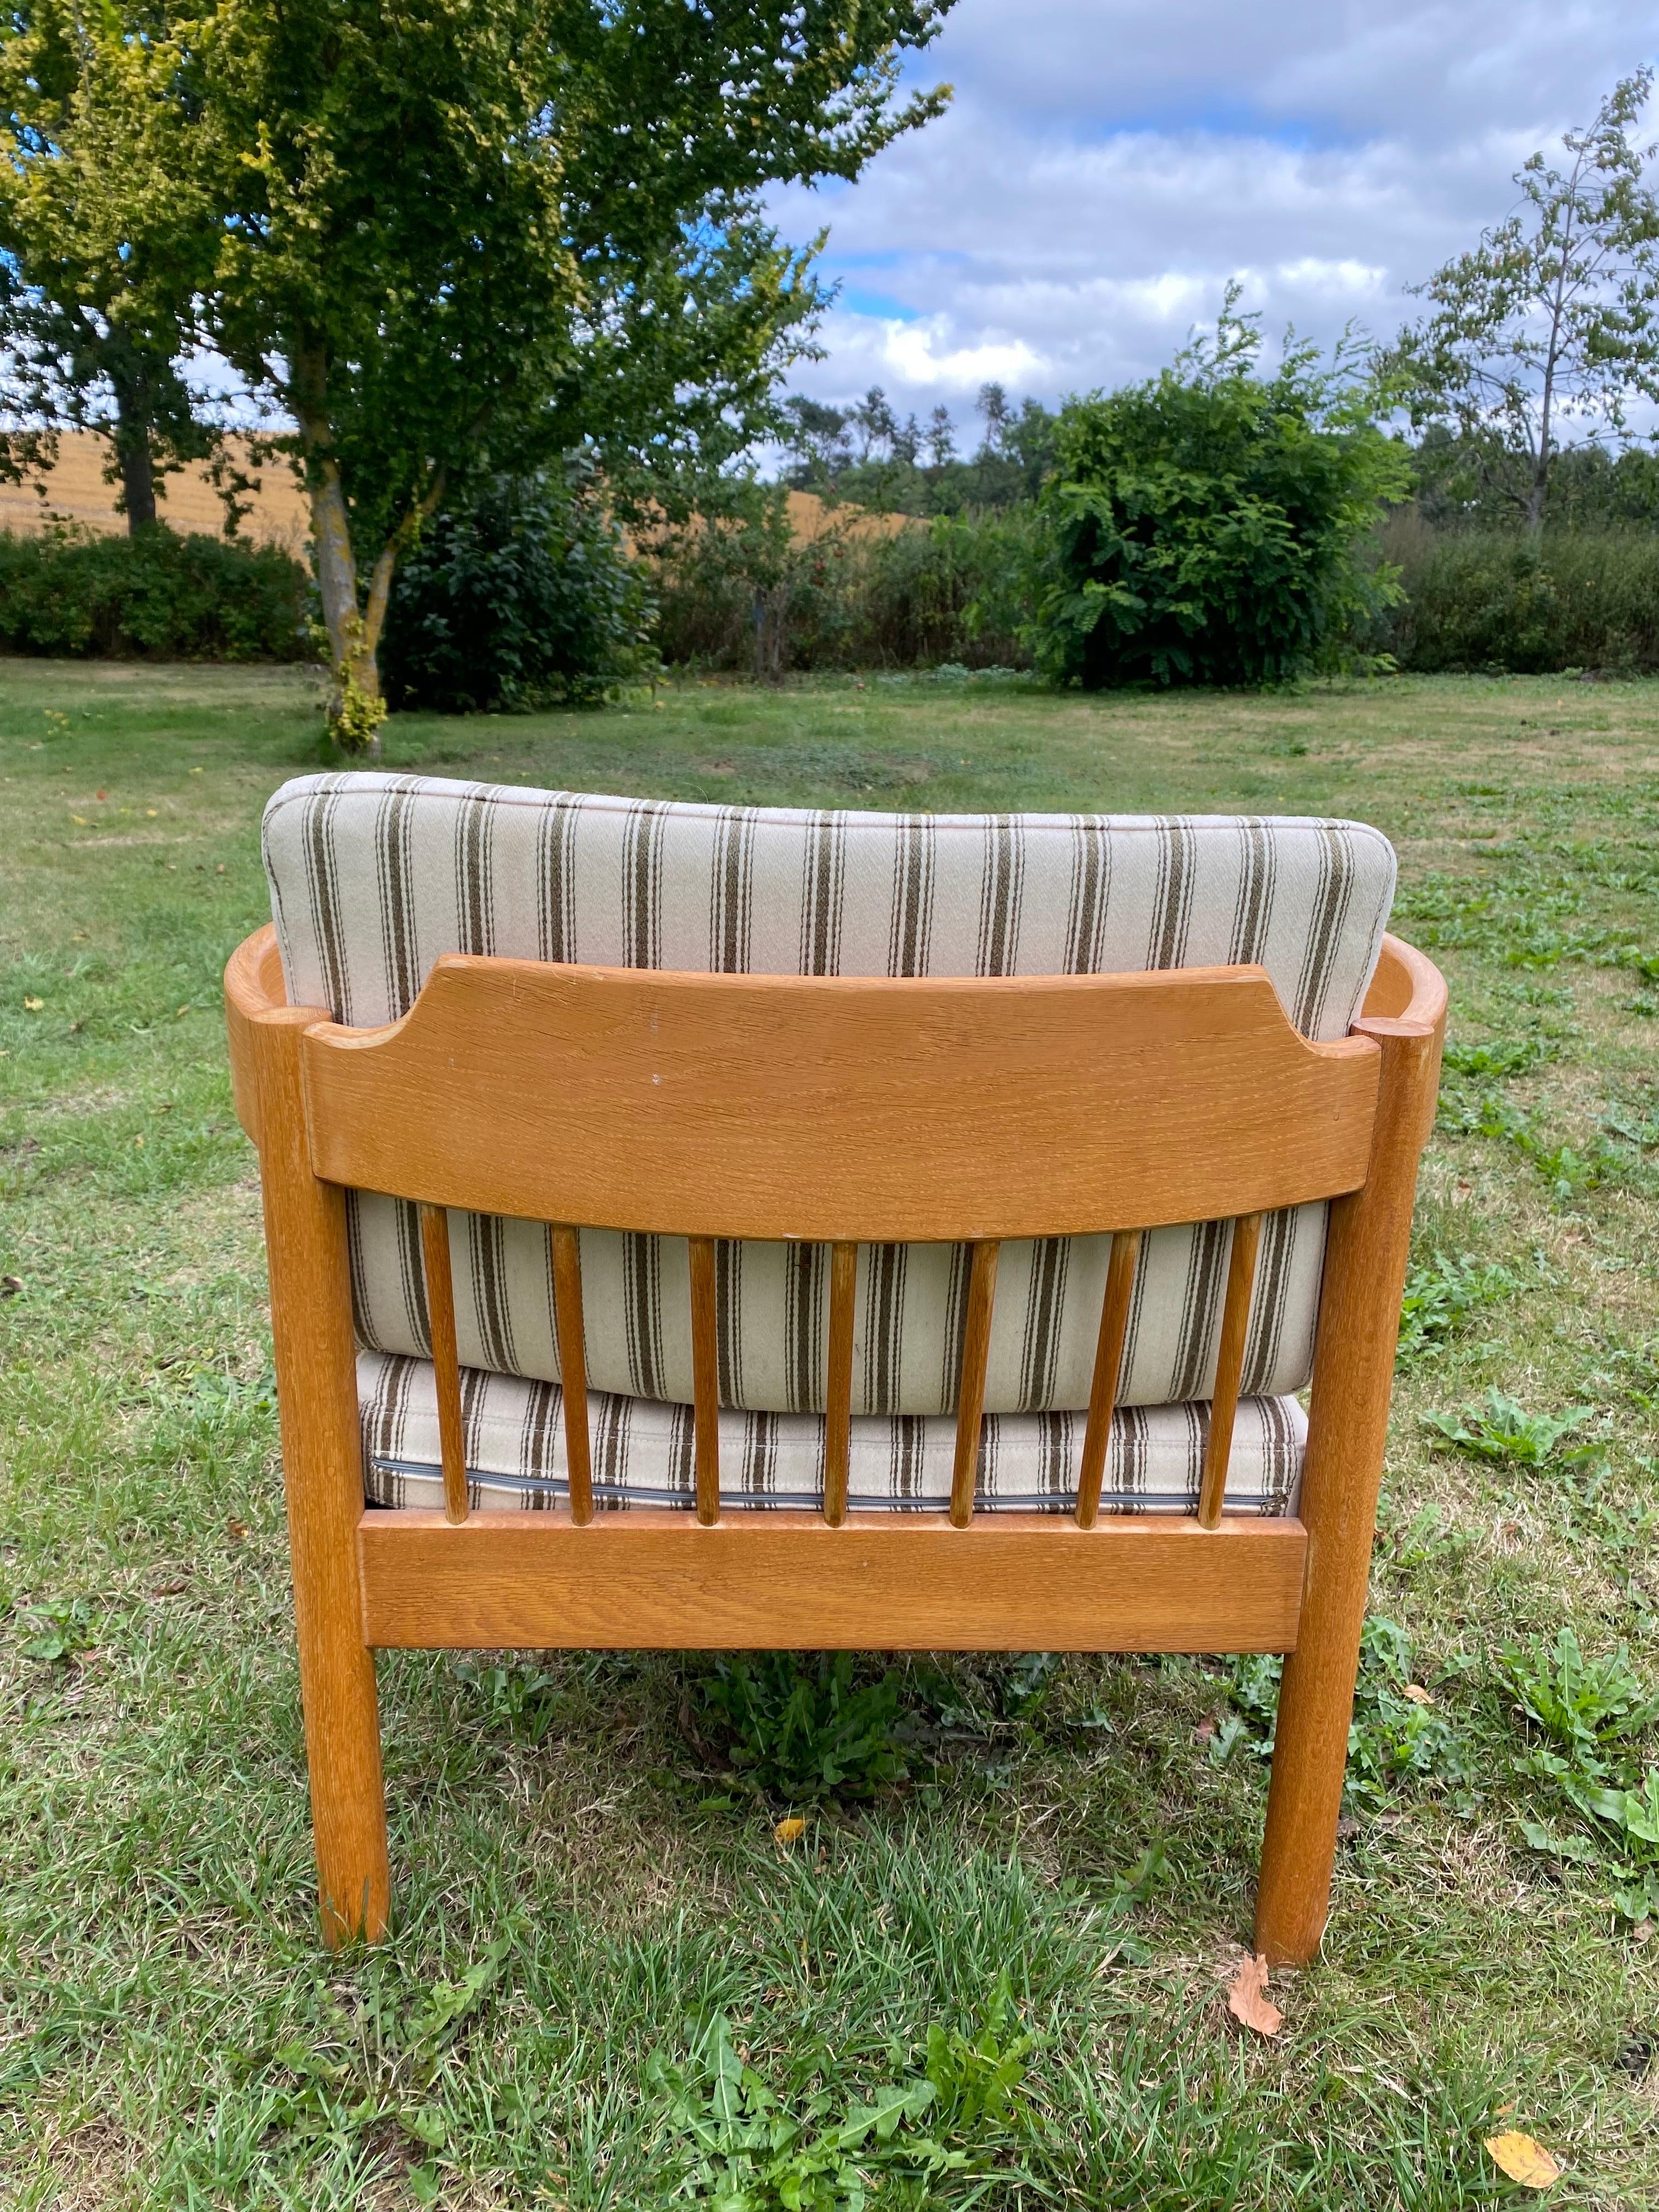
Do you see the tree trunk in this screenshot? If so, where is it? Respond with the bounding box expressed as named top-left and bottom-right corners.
top-left (295, 337), bottom-right (447, 749)
top-left (117, 435), bottom-right (158, 532)
top-left (295, 336), bottom-right (386, 752)
top-left (108, 364), bottom-right (159, 533)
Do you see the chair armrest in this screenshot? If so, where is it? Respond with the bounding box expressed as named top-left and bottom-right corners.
top-left (1360, 933), bottom-right (1447, 1036)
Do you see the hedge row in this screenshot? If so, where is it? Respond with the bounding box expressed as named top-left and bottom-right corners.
top-left (0, 525), bottom-right (313, 662)
top-left (5, 508), bottom-right (1658, 683)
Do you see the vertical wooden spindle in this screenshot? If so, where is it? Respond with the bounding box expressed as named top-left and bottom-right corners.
top-left (551, 1225), bottom-right (593, 1526)
top-left (950, 1240), bottom-right (1001, 1528)
top-left (1196, 1212), bottom-right (1262, 1530)
top-left (689, 1235), bottom-right (721, 1524)
top-left (418, 1203), bottom-right (469, 1525)
top-left (823, 1241), bottom-right (857, 1526)
top-left (1075, 1228), bottom-right (1141, 1529)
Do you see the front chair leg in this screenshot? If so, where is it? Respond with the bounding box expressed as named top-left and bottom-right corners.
top-left (291, 1538), bottom-right (390, 1945)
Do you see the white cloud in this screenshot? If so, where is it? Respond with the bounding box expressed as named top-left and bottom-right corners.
top-left (769, 0), bottom-right (1659, 422)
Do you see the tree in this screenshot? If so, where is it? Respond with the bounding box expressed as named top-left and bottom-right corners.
top-left (850, 385), bottom-right (899, 462)
top-left (166, 0), bottom-right (951, 741)
top-left (924, 403), bottom-right (955, 466)
top-left (975, 380), bottom-right (1011, 455)
top-left (782, 397), bottom-right (852, 482)
top-left (1031, 297), bottom-right (1409, 687)
top-left (0, 8), bottom-right (217, 530)
top-left (1390, 71), bottom-right (1659, 532)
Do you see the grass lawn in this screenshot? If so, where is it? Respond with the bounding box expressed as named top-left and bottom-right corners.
top-left (4, 659), bottom-right (1659, 2209)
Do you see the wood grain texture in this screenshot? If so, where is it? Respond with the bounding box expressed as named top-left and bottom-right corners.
top-left (950, 1240), bottom-right (1000, 1526)
top-left (224, 924), bottom-right (287, 1147)
top-left (227, 954), bottom-right (390, 1945)
top-left (300, 958), bottom-right (1381, 1242)
top-left (1196, 1213), bottom-right (1262, 1531)
top-left (358, 1511), bottom-right (1309, 1653)
top-left (1075, 1229), bottom-right (1141, 1529)
top-left (823, 1242), bottom-right (857, 1527)
top-left (551, 1227), bottom-right (593, 1526)
top-left (1254, 949), bottom-right (1447, 1966)
top-left (689, 1236), bottom-right (720, 1525)
top-left (418, 1206), bottom-right (470, 1525)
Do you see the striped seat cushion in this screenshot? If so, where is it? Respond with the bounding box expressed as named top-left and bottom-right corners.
top-left (264, 776), bottom-right (1395, 1427)
top-left (359, 1352), bottom-right (1306, 1516)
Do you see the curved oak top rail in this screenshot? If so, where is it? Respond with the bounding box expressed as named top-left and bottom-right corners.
top-left (278, 950), bottom-right (1382, 1243)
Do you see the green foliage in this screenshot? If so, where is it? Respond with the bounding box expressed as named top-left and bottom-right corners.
top-left (1028, 296), bottom-right (1409, 687)
top-left (1223, 1618), bottom-right (1468, 1814)
top-left (690, 1653), bottom-right (911, 1806)
top-left (1375, 514), bottom-right (1659, 673)
top-left (1396, 1251), bottom-right (1519, 1362)
top-left (0, 2), bottom-right (215, 524)
top-left (1439, 1088), bottom-right (1652, 1201)
top-left (168, 0), bottom-right (951, 694)
top-left (383, 470), bottom-right (655, 713)
top-left (648, 1983), bottom-right (1032, 2210)
top-left (1506, 1630), bottom-right (1659, 1920)
top-left (1502, 1628), bottom-right (1658, 1763)
top-left (780, 382), bottom-right (1057, 515)
top-left (1423, 1389), bottom-right (1599, 1466)
top-left (651, 498), bottom-right (1036, 673)
top-left (0, 524), bottom-right (312, 661)
top-left (1387, 72), bottom-right (1659, 528)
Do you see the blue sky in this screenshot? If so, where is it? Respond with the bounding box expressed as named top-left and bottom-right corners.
top-left (765, 0), bottom-right (1659, 430)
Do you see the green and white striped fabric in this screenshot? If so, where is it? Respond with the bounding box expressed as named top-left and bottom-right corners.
top-left (263, 774), bottom-right (1396, 1513)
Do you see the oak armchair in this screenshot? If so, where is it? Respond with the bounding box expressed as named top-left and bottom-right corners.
top-left (225, 776), bottom-right (1444, 1962)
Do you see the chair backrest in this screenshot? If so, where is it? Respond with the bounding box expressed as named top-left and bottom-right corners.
top-left (263, 774), bottom-right (1397, 1420)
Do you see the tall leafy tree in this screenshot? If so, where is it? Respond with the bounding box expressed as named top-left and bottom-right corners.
top-left (172, 0), bottom-right (951, 740)
top-left (1390, 71), bottom-right (1659, 532)
top-left (0, 8), bottom-right (217, 529)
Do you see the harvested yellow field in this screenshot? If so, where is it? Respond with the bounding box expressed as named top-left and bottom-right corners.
top-left (0, 430), bottom-right (309, 549)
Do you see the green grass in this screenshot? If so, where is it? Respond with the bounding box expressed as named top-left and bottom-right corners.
top-left (4, 661), bottom-right (1659, 2208)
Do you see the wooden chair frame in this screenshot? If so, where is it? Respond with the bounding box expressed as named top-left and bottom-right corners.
top-left (224, 923), bottom-right (1444, 1963)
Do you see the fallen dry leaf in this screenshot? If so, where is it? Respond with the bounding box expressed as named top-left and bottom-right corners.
top-left (1194, 1714), bottom-right (1219, 1743)
top-left (1402, 1684), bottom-right (1435, 1706)
top-left (71, 814), bottom-right (87, 826)
top-left (225, 1518), bottom-right (249, 1541)
top-left (1225, 1953), bottom-right (1283, 2038)
top-left (1, 1274), bottom-right (23, 1296)
top-left (1484, 2131), bottom-right (1561, 2188)
top-left (773, 1816), bottom-right (806, 1846)
top-left (23, 996), bottom-right (43, 1011)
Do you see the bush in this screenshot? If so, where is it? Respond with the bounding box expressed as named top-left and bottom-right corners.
top-left (382, 470), bottom-right (655, 712)
top-left (1374, 510), bottom-right (1659, 672)
top-left (650, 495), bottom-right (1037, 673)
top-left (0, 524), bottom-right (313, 661)
top-left (1028, 303), bottom-right (1409, 687)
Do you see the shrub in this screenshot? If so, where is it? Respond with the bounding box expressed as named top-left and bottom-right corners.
top-left (648, 494), bottom-right (1036, 673)
top-left (0, 524), bottom-right (313, 661)
top-left (1373, 510), bottom-right (1659, 673)
top-left (382, 469), bottom-right (656, 712)
top-left (1028, 302), bottom-right (1409, 686)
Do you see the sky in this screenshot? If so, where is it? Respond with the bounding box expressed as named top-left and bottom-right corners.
top-left (765, 0), bottom-right (1659, 435)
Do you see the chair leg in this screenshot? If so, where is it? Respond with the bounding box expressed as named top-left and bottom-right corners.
top-left (291, 1536), bottom-right (390, 1945)
top-left (250, 1000), bottom-right (392, 1942)
top-left (1254, 1556), bottom-right (1367, 1965)
top-left (1254, 999), bottom-right (1444, 1966)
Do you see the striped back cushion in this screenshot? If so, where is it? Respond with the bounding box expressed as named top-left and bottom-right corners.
top-left (263, 775), bottom-right (1395, 1417)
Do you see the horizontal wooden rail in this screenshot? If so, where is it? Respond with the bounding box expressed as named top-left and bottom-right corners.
top-left (357, 1511), bottom-right (1308, 1652)
top-left (301, 958), bottom-right (1380, 1242)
